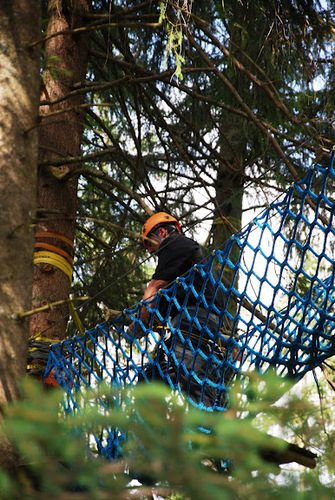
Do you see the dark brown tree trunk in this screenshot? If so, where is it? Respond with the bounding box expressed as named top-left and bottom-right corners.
top-left (213, 133), bottom-right (244, 251)
top-left (31, 0), bottom-right (90, 342)
top-left (0, 0), bottom-right (41, 472)
top-left (213, 122), bottom-right (245, 323)
top-left (211, 7), bottom-right (249, 322)
top-left (212, 6), bottom-right (247, 253)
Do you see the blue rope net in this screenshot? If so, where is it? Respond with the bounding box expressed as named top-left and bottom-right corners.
top-left (44, 155), bottom-right (335, 459)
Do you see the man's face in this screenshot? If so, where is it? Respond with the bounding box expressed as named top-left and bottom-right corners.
top-left (146, 227), bottom-right (167, 255)
top-left (146, 233), bottom-right (161, 255)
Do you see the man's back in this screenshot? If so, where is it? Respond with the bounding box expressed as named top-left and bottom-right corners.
top-left (152, 234), bottom-right (224, 318)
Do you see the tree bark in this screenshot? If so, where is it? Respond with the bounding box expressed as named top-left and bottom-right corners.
top-left (0, 0), bottom-right (41, 474)
top-left (31, 0), bottom-right (90, 341)
top-left (0, 0), bottom-right (41, 403)
top-left (211, 6), bottom-right (249, 322)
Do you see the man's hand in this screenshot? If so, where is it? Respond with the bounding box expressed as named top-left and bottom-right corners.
top-left (106, 309), bottom-right (133, 325)
top-left (126, 321), bottom-right (146, 339)
top-left (106, 308), bottom-right (121, 322)
top-left (127, 321), bottom-right (135, 337)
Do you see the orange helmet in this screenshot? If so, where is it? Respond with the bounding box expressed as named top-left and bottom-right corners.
top-left (141, 212), bottom-right (180, 248)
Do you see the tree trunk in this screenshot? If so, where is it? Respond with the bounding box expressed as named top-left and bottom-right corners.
top-left (213, 132), bottom-right (244, 250)
top-left (212, 3), bottom-right (249, 252)
top-left (31, 0), bottom-right (90, 342)
top-left (0, 0), bottom-right (41, 473)
top-left (211, 4), bottom-right (250, 321)
top-left (0, 0), bottom-right (41, 403)
top-left (213, 121), bottom-right (245, 323)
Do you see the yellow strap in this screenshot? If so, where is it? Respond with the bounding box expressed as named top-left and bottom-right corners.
top-left (34, 242), bottom-right (73, 265)
top-left (27, 364), bottom-right (45, 371)
top-left (180, 329), bottom-right (208, 345)
top-left (178, 328), bottom-right (232, 351)
top-left (34, 251), bottom-right (72, 282)
top-left (29, 334), bottom-right (60, 343)
top-left (68, 300), bottom-right (85, 334)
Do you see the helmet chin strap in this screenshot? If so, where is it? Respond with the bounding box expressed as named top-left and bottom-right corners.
top-left (151, 233), bottom-right (165, 244)
top-left (153, 227), bottom-right (178, 243)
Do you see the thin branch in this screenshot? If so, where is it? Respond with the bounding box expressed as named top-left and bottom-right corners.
top-left (14, 297), bottom-right (90, 320)
top-left (76, 216), bottom-right (140, 239)
top-left (321, 363), bottom-right (335, 392)
top-left (64, 166), bottom-right (154, 216)
top-left (38, 147), bottom-right (117, 167)
top-left (29, 21), bottom-right (161, 48)
top-left (39, 76), bottom-right (130, 106)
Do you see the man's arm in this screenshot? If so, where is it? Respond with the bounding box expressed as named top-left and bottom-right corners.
top-left (140, 278), bottom-right (168, 324)
top-left (127, 278), bottom-right (168, 337)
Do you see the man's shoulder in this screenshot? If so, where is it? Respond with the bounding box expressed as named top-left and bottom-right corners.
top-left (162, 233), bottom-right (199, 250)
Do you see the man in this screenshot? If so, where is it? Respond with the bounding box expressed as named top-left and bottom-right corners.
top-left (132, 212), bottom-right (229, 409)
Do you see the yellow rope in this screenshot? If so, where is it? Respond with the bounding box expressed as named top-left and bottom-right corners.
top-left (28, 300), bottom-right (85, 342)
top-left (34, 251), bottom-right (73, 282)
top-left (30, 334), bottom-right (60, 343)
top-left (34, 242), bottom-right (73, 265)
top-left (17, 296), bottom-right (90, 320)
top-left (68, 300), bottom-right (85, 334)
top-left (27, 364), bottom-right (46, 371)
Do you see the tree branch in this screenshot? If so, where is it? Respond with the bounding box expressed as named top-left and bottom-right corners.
top-left (38, 147), bottom-right (117, 167)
